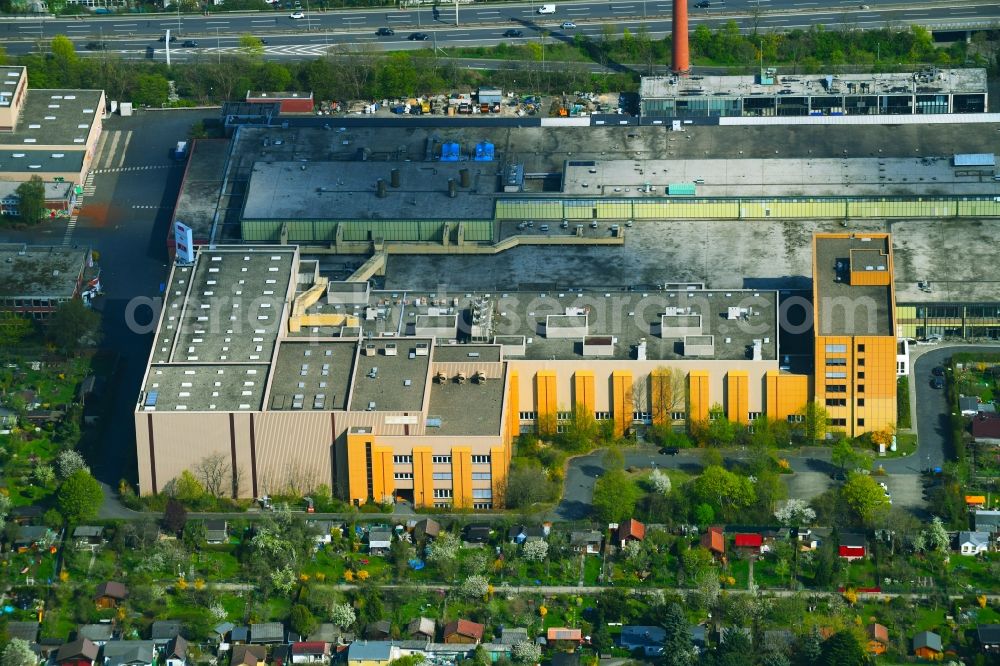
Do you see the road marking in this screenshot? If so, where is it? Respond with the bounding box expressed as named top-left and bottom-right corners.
top-left (112, 23), bottom-right (137, 26)
top-left (103, 130), bottom-right (121, 170)
top-left (205, 21), bottom-right (230, 24)
top-left (566, 8), bottom-right (591, 12)
top-left (250, 18), bottom-right (276, 22)
top-left (117, 130), bottom-right (132, 169)
top-left (447, 32), bottom-right (470, 36)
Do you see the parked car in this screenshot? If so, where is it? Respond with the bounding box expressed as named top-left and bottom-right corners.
top-left (181, 40), bottom-right (198, 47)
top-left (376, 27), bottom-right (395, 35)
top-left (560, 21), bottom-right (576, 28)
top-left (289, 10), bottom-right (305, 18)
top-left (931, 366), bottom-right (945, 376)
top-left (659, 446), bottom-right (679, 455)
top-left (931, 377), bottom-right (945, 389)
top-left (85, 41), bottom-right (109, 50)
top-left (695, 0), bottom-right (711, 6)
top-left (408, 32), bottom-right (430, 40)
top-left (158, 34), bottom-right (178, 42)
top-left (502, 28), bottom-right (523, 37)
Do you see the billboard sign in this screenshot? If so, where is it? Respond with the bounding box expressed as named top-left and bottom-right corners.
top-left (174, 220), bottom-right (194, 264)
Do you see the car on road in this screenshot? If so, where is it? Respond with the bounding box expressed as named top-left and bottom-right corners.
top-left (931, 366), bottom-right (945, 376)
top-left (260, 38), bottom-right (269, 45)
top-left (560, 21), bottom-right (576, 28)
top-left (859, 3), bottom-right (870, 8)
top-left (376, 27), bottom-right (395, 35)
top-left (181, 40), bottom-right (198, 47)
top-left (659, 446), bottom-right (679, 455)
top-left (85, 41), bottom-right (109, 50)
top-left (289, 10), bottom-right (305, 18)
top-left (695, 1), bottom-right (711, 7)
top-left (931, 377), bottom-right (945, 389)
top-left (158, 34), bottom-right (178, 42)
top-left (502, 28), bottom-right (523, 37)
top-left (408, 32), bottom-right (430, 40)
top-left (830, 470), bottom-right (847, 481)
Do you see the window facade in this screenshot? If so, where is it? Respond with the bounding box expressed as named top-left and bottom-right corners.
top-left (432, 472), bottom-right (452, 480)
top-left (825, 344), bottom-right (847, 353)
top-left (830, 418), bottom-right (847, 427)
top-left (393, 455), bottom-right (412, 464)
top-left (433, 488), bottom-right (453, 498)
top-left (472, 489), bottom-right (492, 499)
top-left (473, 503), bottom-right (493, 510)
top-left (471, 455), bottom-right (491, 464)
top-left (432, 455), bottom-right (451, 464)
top-left (394, 472), bottom-right (413, 480)
top-left (518, 411), bottom-right (537, 421)
top-left (472, 472), bottom-right (492, 480)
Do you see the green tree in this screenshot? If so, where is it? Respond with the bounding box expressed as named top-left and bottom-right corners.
top-left (797, 401), bottom-right (829, 442)
top-left (0, 492), bottom-right (9, 532)
top-left (49, 35), bottom-right (79, 86)
top-left (14, 175), bottom-right (46, 225)
top-left (840, 472), bottom-right (890, 525)
top-left (690, 466), bottom-right (756, 520)
top-left (0, 313), bottom-right (33, 346)
top-left (56, 469), bottom-right (103, 523)
top-left (239, 33), bottom-right (265, 58)
top-left (819, 631), bottom-right (865, 666)
top-left (133, 73), bottom-right (170, 106)
top-left (1, 638), bottom-right (37, 666)
top-left (501, 463), bottom-right (549, 509)
top-left (289, 604), bottom-right (317, 637)
top-left (47, 297), bottom-right (101, 353)
top-left (592, 468), bottom-right (640, 523)
top-left (831, 439), bottom-right (870, 475)
top-left (660, 603), bottom-right (694, 666)
top-left (694, 503), bottom-right (715, 525)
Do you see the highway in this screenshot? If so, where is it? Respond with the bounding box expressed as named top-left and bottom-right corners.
top-left (1, 0), bottom-right (999, 60)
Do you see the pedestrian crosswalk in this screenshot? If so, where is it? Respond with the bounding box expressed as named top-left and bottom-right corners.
top-left (91, 164), bottom-right (175, 175)
top-left (200, 44), bottom-right (335, 57)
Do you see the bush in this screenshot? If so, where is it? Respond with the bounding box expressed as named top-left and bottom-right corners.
top-left (896, 376), bottom-right (911, 429)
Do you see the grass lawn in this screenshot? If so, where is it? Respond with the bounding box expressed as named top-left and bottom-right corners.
top-left (841, 559), bottom-right (878, 588)
top-left (875, 432), bottom-right (917, 459)
top-left (191, 546), bottom-right (241, 580)
top-left (727, 558), bottom-right (750, 588)
top-left (582, 555), bottom-right (602, 585)
top-left (949, 554), bottom-right (999, 591)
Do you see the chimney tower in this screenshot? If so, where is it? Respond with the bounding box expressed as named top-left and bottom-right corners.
top-left (672, 0), bottom-right (690, 74)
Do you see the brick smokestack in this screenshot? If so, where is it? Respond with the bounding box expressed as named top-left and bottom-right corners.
top-left (672, 0), bottom-right (690, 74)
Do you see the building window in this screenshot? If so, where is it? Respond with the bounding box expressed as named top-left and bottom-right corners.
top-left (556, 425), bottom-right (567, 434)
top-left (633, 411), bottom-right (651, 421)
top-left (432, 472), bottom-right (452, 480)
top-left (825, 399), bottom-right (847, 407)
top-left (472, 472), bottom-right (492, 480)
top-left (671, 411), bottom-right (686, 421)
top-left (825, 344), bottom-right (847, 353)
top-left (825, 371), bottom-right (847, 379)
top-left (393, 455), bottom-right (412, 464)
top-left (787, 415), bottom-right (805, 423)
top-left (473, 503), bottom-right (493, 510)
top-left (857, 398), bottom-right (865, 407)
top-left (433, 488), bottom-right (452, 498)
top-left (434, 502), bottom-right (452, 508)
top-left (857, 384), bottom-right (865, 393)
top-left (826, 358), bottom-right (847, 366)
top-left (472, 489), bottom-right (492, 499)
top-left (748, 412), bottom-right (762, 421)
top-left (826, 384), bottom-right (847, 393)
top-left (830, 418), bottom-right (847, 427)
top-left (432, 455), bottom-right (452, 464)
top-left (857, 344), bottom-right (866, 353)
top-left (595, 411), bottom-right (611, 420)
top-left (518, 411), bottom-right (536, 421)
top-left (857, 358), bottom-right (865, 367)
top-left (556, 411), bottom-right (572, 421)
top-left (394, 472), bottom-right (413, 480)
top-left (857, 418), bottom-right (865, 427)
top-left (471, 455), bottom-right (491, 464)
top-left (857, 371), bottom-right (865, 380)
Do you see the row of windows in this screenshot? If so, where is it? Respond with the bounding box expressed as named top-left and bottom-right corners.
top-left (826, 344), bottom-right (866, 353)
top-left (395, 454), bottom-right (490, 465)
top-left (0, 297), bottom-right (63, 308)
top-left (393, 455), bottom-right (412, 464)
top-left (472, 472), bottom-right (492, 480)
top-left (471, 455), bottom-right (491, 464)
top-left (473, 503), bottom-right (493, 510)
top-left (472, 489), bottom-right (492, 499)
top-left (432, 472), bottom-right (452, 480)
top-left (826, 398), bottom-right (866, 407)
top-left (394, 472), bottom-right (413, 480)
top-left (433, 488), bottom-right (452, 498)
top-left (432, 455), bottom-right (451, 464)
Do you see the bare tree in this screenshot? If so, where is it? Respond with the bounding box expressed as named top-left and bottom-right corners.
top-left (650, 367), bottom-right (685, 426)
top-left (195, 453), bottom-right (230, 499)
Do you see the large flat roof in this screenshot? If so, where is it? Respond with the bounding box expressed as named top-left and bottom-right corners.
top-left (143, 364), bottom-right (269, 412)
top-left (0, 244), bottom-right (88, 299)
top-left (0, 149), bottom-right (85, 174)
top-left (815, 235), bottom-right (893, 337)
top-left (241, 161), bottom-right (499, 221)
top-left (640, 68), bottom-right (988, 99)
top-left (350, 339), bottom-right (431, 412)
top-left (171, 139), bottom-right (229, 241)
top-left (268, 340), bottom-right (355, 411)
top-left (428, 371), bottom-right (504, 436)
top-left (0, 89), bottom-right (103, 148)
top-left (0, 66), bottom-right (24, 109)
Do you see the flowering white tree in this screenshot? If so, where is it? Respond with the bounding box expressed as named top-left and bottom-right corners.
top-left (774, 498), bottom-right (816, 527)
top-left (459, 574), bottom-right (490, 598)
top-left (511, 641), bottom-right (541, 664)
top-left (56, 449), bottom-right (90, 480)
top-left (330, 602), bottom-right (357, 628)
top-left (622, 539), bottom-right (644, 561)
top-left (427, 532), bottom-right (461, 564)
top-left (522, 539), bottom-right (549, 562)
top-left (650, 468), bottom-right (672, 495)
top-left (1, 639), bottom-right (36, 666)
top-left (270, 566), bottom-right (297, 594)
top-left (924, 516), bottom-right (950, 552)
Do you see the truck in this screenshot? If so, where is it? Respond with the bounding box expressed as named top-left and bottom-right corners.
top-left (172, 141), bottom-right (188, 160)
top-left (537, 3), bottom-right (555, 12)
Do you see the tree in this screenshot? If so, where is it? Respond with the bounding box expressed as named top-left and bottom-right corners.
top-left (798, 626), bottom-right (823, 666)
top-left (15, 176), bottom-right (46, 225)
top-left (289, 604), bottom-right (317, 637)
top-left (32, 464), bottom-right (55, 487)
top-left (195, 452), bottom-right (231, 498)
top-left (774, 498), bottom-right (816, 527)
top-left (796, 401), bottom-right (829, 442)
top-left (650, 468), bottom-right (672, 495)
top-left (592, 468), bottom-right (640, 524)
top-left (330, 602), bottom-right (356, 628)
top-left (690, 466), bottom-right (756, 520)
top-left (650, 367), bottom-right (685, 426)
top-left (1, 638), bottom-right (36, 666)
top-left (660, 603), bottom-right (694, 666)
top-left (167, 470), bottom-right (206, 504)
top-left (522, 539), bottom-right (548, 563)
top-left (56, 449), bottom-right (90, 480)
top-left (502, 464), bottom-right (549, 509)
top-left (427, 531), bottom-right (460, 563)
top-left (511, 641), bottom-right (541, 664)
top-left (0, 492), bottom-right (9, 532)
top-left (923, 516), bottom-right (949, 552)
top-left (47, 297), bottom-right (101, 353)
top-left (831, 439), bottom-right (870, 475)
top-left (163, 498), bottom-right (188, 535)
top-left (819, 630), bottom-right (865, 666)
top-left (694, 503), bottom-right (715, 525)
top-left (840, 473), bottom-right (891, 525)
top-left (458, 574), bottom-right (489, 598)
top-left (239, 33), bottom-right (265, 58)
top-left (0, 313), bottom-right (33, 346)
top-left (56, 469), bottom-right (103, 523)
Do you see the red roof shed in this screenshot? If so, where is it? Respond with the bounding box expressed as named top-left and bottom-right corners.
top-left (734, 533), bottom-right (763, 548)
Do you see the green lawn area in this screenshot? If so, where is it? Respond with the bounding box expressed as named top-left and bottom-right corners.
top-left (582, 555), bottom-right (602, 584)
top-left (191, 546), bottom-right (241, 580)
top-left (949, 554), bottom-right (1000, 591)
top-left (727, 558), bottom-right (750, 588)
top-left (841, 559), bottom-right (878, 588)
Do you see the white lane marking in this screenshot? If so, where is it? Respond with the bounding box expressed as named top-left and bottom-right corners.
top-left (103, 130), bottom-right (121, 170)
top-left (251, 18), bottom-right (276, 22)
top-left (117, 130), bottom-right (133, 169)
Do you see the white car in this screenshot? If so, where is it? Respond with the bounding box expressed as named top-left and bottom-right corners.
top-left (560, 21), bottom-right (576, 28)
top-left (289, 10), bottom-right (305, 18)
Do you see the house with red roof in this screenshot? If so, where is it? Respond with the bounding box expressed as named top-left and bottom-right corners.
top-left (443, 620), bottom-right (485, 645)
top-left (838, 533), bottom-right (867, 560)
top-left (291, 642), bottom-right (330, 664)
top-left (701, 526), bottom-right (725, 558)
top-left (618, 519), bottom-right (646, 548)
top-left (547, 628), bottom-right (583, 644)
top-left (734, 533), bottom-right (763, 553)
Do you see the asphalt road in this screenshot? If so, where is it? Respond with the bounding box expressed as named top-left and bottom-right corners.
top-left (2, 0), bottom-right (998, 60)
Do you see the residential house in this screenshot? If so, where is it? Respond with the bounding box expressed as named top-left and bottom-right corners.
top-left (407, 618), bottom-right (436, 642)
top-left (291, 642), bottom-right (330, 664)
top-left (231, 645), bottom-right (267, 666)
top-left (9, 505), bottom-right (44, 525)
top-left (972, 413), bottom-right (1000, 445)
top-left (734, 533), bottom-right (763, 554)
top-left (101, 641), bottom-right (156, 666)
top-left (271, 646), bottom-right (291, 666)
top-left (498, 628), bottom-right (529, 646)
top-left (913, 631), bottom-right (942, 659)
top-left (73, 526), bottom-right (105, 549)
top-left (958, 531), bottom-right (990, 555)
top-left (618, 519), bottom-right (646, 548)
top-left (620, 626), bottom-right (665, 657)
top-left (508, 525), bottom-right (547, 545)
top-left (54, 638), bottom-right (99, 666)
top-left (307, 624), bottom-right (354, 646)
top-left (164, 636), bottom-right (188, 666)
top-left (367, 621), bottom-right (392, 640)
top-left (977, 624), bottom-right (1000, 654)
top-left (966, 495), bottom-right (988, 509)
top-left (975, 510), bottom-right (1000, 534)
top-left (212, 623), bottom-right (235, 645)
top-left (547, 628), bottom-right (583, 646)
top-left (7, 621), bottom-right (39, 644)
top-left (960, 396), bottom-right (982, 416)
top-left (14, 525), bottom-right (55, 551)
top-left (308, 521), bottom-right (339, 545)
top-left (443, 620), bottom-right (485, 645)
top-left (413, 518), bottom-right (440, 542)
top-left (838, 533), bottom-right (867, 560)
top-left (551, 654), bottom-right (580, 666)
top-left (205, 520), bottom-right (228, 545)
top-left (865, 624), bottom-right (888, 655)
top-left (367, 528), bottom-right (392, 555)
top-left (230, 626), bottom-right (250, 645)
top-left (463, 524), bottom-right (492, 545)
top-left (701, 527), bottom-right (725, 558)
top-left (570, 531), bottom-right (602, 555)
top-left (346, 642), bottom-right (397, 666)
top-left (250, 623), bottom-right (286, 644)
top-left (76, 624), bottom-right (114, 646)
top-left (796, 528), bottom-right (821, 551)
top-left (150, 620), bottom-right (183, 646)
top-left (94, 582), bottom-right (128, 609)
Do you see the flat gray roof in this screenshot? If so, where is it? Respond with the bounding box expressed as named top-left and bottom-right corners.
top-left (0, 89), bottom-right (103, 148)
top-left (143, 363), bottom-right (269, 412)
top-left (349, 339), bottom-right (431, 412)
top-left (268, 340), bottom-right (355, 411)
top-left (0, 180), bottom-right (74, 200)
top-left (639, 68), bottom-right (988, 99)
top-left (432, 344), bottom-right (502, 363)
top-left (0, 149), bottom-right (85, 175)
top-left (172, 138), bottom-right (229, 241)
top-left (0, 244), bottom-right (88, 299)
top-left (241, 161), bottom-right (499, 221)
top-left (428, 372), bottom-right (504, 436)
top-left (815, 235), bottom-right (893, 337)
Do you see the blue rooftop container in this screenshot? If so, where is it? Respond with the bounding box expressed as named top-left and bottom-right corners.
top-left (441, 142), bottom-right (460, 162)
top-left (474, 141), bottom-right (495, 161)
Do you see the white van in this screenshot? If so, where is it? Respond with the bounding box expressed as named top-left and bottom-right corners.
top-left (538, 3), bottom-right (555, 13)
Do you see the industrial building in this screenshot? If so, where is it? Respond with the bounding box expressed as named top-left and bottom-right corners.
top-left (0, 66), bottom-right (106, 186)
top-left (0, 244), bottom-right (100, 319)
top-left (639, 68), bottom-right (989, 119)
top-left (134, 233), bottom-right (897, 505)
